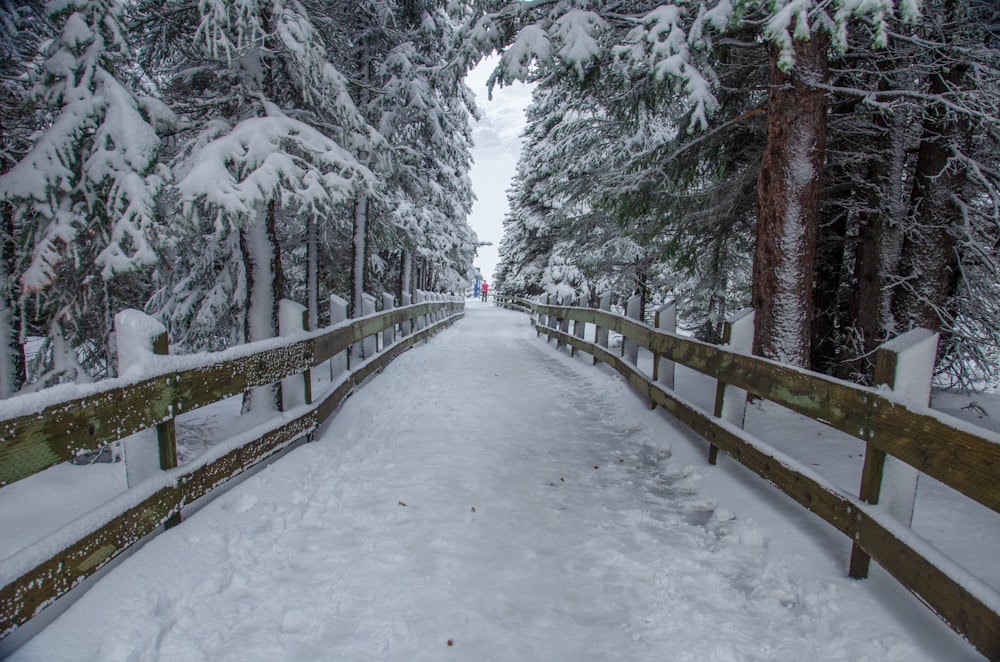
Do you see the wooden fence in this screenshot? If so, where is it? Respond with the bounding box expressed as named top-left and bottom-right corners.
top-left (495, 293), bottom-right (1000, 660)
top-left (0, 295), bottom-right (463, 642)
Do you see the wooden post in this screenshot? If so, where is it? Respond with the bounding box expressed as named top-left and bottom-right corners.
top-left (571, 296), bottom-right (587, 357)
top-left (114, 310), bottom-right (181, 524)
top-left (414, 289), bottom-right (426, 332)
top-left (279, 299), bottom-right (312, 411)
top-left (329, 294), bottom-right (349, 377)
top-left (594, 292), bottom-right (611, 366)
top-left (360, 293), bottom-right (376, 358)
top-left (382, 292), bottom-right (396, 350)
top-left (625, 293), bottom-right (641, 366)
top-left (652, 301), bottom-right (677, 390)
top-left (400, 291), bottom-right (412, 337)
top-left (557, 295), bottom-right (570, 350)
top-left (538, 294), bottom-right (550, 338)
top-left (849, 328), bottom-right (938, 579)
top-left (709, 308), bottom-right (755, 465)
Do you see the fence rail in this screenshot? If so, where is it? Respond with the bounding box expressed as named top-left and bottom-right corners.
top-left (495, 293), bottom-right (1000, 660)
top-left (0, 296), bottom-right (463, 641)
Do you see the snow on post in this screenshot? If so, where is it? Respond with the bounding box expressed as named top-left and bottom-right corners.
top-left (710, 308), bottom-right (755, 465)
top-left (414, 290), bottom-right (426, 332)
top-left (557, 295), bottom-right (570, 350)
top-left (871, 330), bottom-right (937, 520)
top-left (400, 292), bottom-right (413, 337)
top-left (849, 327), bottom-right (938, 579)
top-left (571, 296), bottom-right (587, 358)
top-left (361, 294), bottom-right (377, 359)
top-left (538, 294), bottom-right (550, 338)
top-left (594, 293), bottom-right (612, 366)
top-left (114, 309), bottom-right (176, 489)
top-left (625, 294), bottom-right (642, 366)
top-left (279, 299), bottom-right (311, 412)
top-left (653, 301), bottom-right (677, 391)
top-left (382, 293), bottom-right (396, 350)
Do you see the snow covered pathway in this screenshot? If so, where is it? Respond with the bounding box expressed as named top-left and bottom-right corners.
top-left (8, 303), bottom-right (977, 661)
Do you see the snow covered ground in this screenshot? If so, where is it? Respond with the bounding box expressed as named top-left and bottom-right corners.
top-left (3, 301), bottom-right (990, 660)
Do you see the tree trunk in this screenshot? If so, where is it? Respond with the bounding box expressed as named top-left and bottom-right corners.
top-left (810, 206), bottom-right (847, 374)
top-left (350, 190), bottom-right (369, 318)
top-left (400, 250), bottom-right (413, 299)
top-left (892, 58), bottom-right (968, 335)
top-left (845, 101), bottom-right (910, 380)
top-left (306, 215), bottom-right (318, 330)
top-left (240, 200), bottom-right (283, 412)
top-left (752, 35), bottom-right (829, 367)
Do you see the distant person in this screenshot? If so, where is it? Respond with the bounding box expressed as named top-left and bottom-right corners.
top-left (481, 281), bottom-right (489, 302)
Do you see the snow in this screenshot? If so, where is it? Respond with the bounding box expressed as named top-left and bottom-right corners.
top-left (1, 302), bottom-right (986, 661)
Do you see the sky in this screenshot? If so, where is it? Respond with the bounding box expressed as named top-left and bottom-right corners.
top-left (4, 303), bottom-right (986, 661)
top-left (465, 57), bottom-right (535, 284)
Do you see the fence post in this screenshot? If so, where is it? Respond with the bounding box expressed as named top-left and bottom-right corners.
top-left (709, 308), bottom-right (755, 465)
top-left (279, 299), bottom-right (312, 411)
top-left (360, 293), bottom-right (377, 358)
top-left (571, 296), bottom-right (587, 357)
top-left (414, 289), bottom-right (426, 332)
top-left (848, 327), bottom-right (938, 579)
top-left (114, 310), bottom-right (177, 496)
top-left (538, 294), bottom-right (550, 338)
top-left (625, 293), bottom-right (642, 365)
top-left (652, 301), bottom-right (677, 391)
top-left (329, 294), bottom-right (349, 377)
top-left (382, 292), bottom-right (396, 350)
top-left (557, 295), bottom-right (570, 350)
top-left (400, 291), bottom-right (412, 337)
top-left (594, 292), bottom-right (611, 365)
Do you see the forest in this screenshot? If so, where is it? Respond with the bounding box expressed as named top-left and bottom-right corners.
top-left (2, 0), bottom-right (999, 397)
top-left (487, 0), bottom-right (1000, 389)
top-left (0, 0), bottom-right (480, 397)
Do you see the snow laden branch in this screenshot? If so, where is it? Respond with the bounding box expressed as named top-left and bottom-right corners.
top-left (176, 105), bottom-right (372, 230)
top-left (461, 0), bottom-right (924, 132)
top-left (0, 0), bottom-right (175, 293)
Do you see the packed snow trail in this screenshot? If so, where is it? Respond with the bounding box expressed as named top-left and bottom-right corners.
top-left (8, 303), bottom-right (976, 661)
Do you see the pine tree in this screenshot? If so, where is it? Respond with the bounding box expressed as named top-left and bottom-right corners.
top-left (0, 0), bottom-right (173, 386)
top-left (137, 0), bottom-right (370, 363)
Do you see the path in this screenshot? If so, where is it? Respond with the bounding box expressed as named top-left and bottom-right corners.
top-left (7, 303), bottom-right (975, 661)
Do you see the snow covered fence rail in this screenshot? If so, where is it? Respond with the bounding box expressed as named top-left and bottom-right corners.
top-left (0, 296), bottom-right (463, 641)
top-left (494, 294), bottom-right (1000, 660)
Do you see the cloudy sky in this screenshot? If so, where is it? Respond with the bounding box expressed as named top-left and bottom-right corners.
top-left (465, 57), bottom-right (534, 283)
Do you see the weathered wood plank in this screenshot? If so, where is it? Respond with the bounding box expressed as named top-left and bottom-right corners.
top-left (532, 302), bottom-right (1000, 515)
top-left (0, 484), bottom-right (183, 637)
top-left (0, 302), bottom-right (454, 488)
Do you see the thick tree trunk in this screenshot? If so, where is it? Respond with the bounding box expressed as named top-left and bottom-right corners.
top-left (400, 250), bottom-right (413, 299)
top-left (752, 36), bottom-right (829, 367)
top-left (240, 200), bottom-right (283, 412)
top-left (306, 216), bottom-right (318, 330)
top-left (845, 103), bottom-right (910, 380)
top-left (810, 206), bottom-right (847, 374)
top-left (350, 190), bottom-right (369, 318)
top-left (892, 61), bottom-right (968, 335)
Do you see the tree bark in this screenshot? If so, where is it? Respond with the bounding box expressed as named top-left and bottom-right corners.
top-left (350, 190), bottom-right (369, 318)
top-left (893, 58), bottom-right (968, 335)
top-left (752, 35), bottom-right (829, 367)
top-left (239, 200), bottom-right (283, 412)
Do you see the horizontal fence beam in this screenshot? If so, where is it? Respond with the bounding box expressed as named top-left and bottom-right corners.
top-left (529, 316), bottom-right (1000, 660)
top-left (0, 302), bottom-right (454, 488)
top-left (0, 305), bottom-right (463, 639)
top-left (524, 299), bottom-right (1000, 516)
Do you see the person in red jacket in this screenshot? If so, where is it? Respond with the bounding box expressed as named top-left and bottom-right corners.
top-left (480, 281), bottom-right (489, 302)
